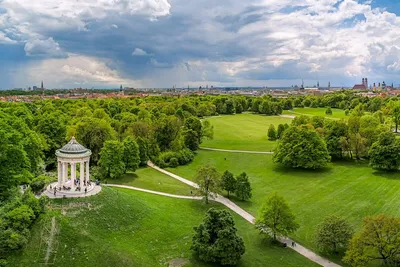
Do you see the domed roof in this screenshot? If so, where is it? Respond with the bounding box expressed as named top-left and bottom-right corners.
top-left (59, 137), bottom-right (89, 154)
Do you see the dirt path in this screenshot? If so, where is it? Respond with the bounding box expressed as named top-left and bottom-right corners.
top-left (44, 216), bottom-right (57, 264)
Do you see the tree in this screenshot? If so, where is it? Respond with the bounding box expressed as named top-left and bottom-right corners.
top-left (292, 115), bottom-right (310, 126)
top-left (74, 117), bottom-right (116, 164)
top-left (274, 125), bottom-right (330, 169)
top-left (325, 107), bottom-right (332, 115)
top-left (235, 172), bottom-right (252, 201)
top-left (191, 208), bottom-right (245, 265)
top-left (344, 215), bottom-right (400, 266)
top-left (136, 137), bottom-right (149, 165)
top-left (220, 171), bottom-right (236, 198)
top-left (122, 136), bottom-right (140, 173)
top-left (194, 165), bottom-right (220, 204)
top-left (267, 124), bottom-right (277, 141)
top-left (315, 215), bottom-right (354, 254)
top-left (99, 140), bottom-right (125, 179)
top-left (256, 193), bottom-right (299, 241)
top-left (369, 132), bottom-right (400, 171)
top-left (390, 101), bottom-right (400, 133)
top-left (184, 129), bottom-right (199, 151)
top-left (277, 124), bottom-right (285, 139)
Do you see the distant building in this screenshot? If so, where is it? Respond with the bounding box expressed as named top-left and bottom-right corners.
top-left (353, 78), bottom-right (368, 90)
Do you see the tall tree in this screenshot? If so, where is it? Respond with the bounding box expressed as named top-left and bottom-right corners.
top-left (220, 170), bottom-right (236, 198)
top-left (344, 215), bottom-right (400, 267)
top-left (268, 124), bottom-right (277, 141)
top-left (194, 165), bottom-right (220, 204)
top-left (315, 215), bottom-right (354, 254)
top-left (122, 136), bottom-right (140, 173)
top-left (369, 132), bottom-right (400, 171)
top-left (256, 193), bottom-right (299, 241)
top-left (99, 140), bottom-right (125, 179)
top-left (277, 124), bottom-right (285, 139)
top-left (74, 117), bottom-right (116, 164)
top-left (235, 172), bottom-right (252, 201)
top-left (191, 208), bottom-right (245, 266)
top-left (274, 125), bottom-right (330, 169)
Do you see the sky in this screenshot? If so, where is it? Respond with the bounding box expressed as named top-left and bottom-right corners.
top-left (0, 0), bottom-right (399, 89)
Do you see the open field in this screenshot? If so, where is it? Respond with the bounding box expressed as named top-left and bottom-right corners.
top-left (168, 150), bottom-right (400, 261)
top-left (7, 187), bottom-right (318, 267)
top-left (283, 108), bottom-right (347, 119)
top-left (202, 114), bottom-right (292, 151)
top-left (113, 167), bottom-right (194, 196)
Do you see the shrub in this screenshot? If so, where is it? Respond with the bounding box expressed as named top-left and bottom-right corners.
top-left (29, 176), bottom-right (49, 193)
top-left (169, 158), bottom-right (179, 168)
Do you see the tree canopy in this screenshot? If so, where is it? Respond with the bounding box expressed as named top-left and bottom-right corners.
top-left (274, 125), bottom-right (330, 169)
top-left (191, 208), bottom-right (245, 265)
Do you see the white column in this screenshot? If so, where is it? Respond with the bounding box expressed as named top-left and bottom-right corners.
top-left (71, 163), bottom-right (76, 190)
top-left (57, 161), bottom-right (62, 188)
top-left (86, 160), bottom-right (90, 182)
top-left (62, 162), bottom-right (68, 189)
top-left (80, 162), bottom-right (84, 188)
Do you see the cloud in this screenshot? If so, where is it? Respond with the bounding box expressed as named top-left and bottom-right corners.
top-left (1, 0), bottom-right (400, 88)
top-left (24, 38), bottom-right (67, 58)
top-left (15, 54), bottom-right (143, 88)
top-left (132, 48), bottom-right (150, 56)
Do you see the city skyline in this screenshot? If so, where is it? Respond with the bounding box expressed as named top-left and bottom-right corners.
top-left (0, 0), bottom-right (400, 89)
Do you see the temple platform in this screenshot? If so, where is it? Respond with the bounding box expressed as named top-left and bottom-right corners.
top-left (43, 182), bottom-right (102, 199)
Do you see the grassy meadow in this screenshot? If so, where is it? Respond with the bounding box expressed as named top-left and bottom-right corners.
top-left (113, 167), bottom-right (194, 196)
top-left (201, 114), bottom-right (292, 151)
top-left (167, 149), bottom-right (400, 260)
top-left (283, 107), bottom-right (347, 119)
top-left (8, 187), bottom-right (318, 267)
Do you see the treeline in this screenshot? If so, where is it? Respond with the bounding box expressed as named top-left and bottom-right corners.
top-left (273, 106), bottom-right (400, 171)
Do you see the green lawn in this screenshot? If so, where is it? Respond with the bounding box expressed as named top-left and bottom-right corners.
top-left (113, 167), bottom-right (194, 196)
top-left (167, 150), bottom-right (400, 264)
top-left (202, 114), bottom-right (292, 151)
top-left (7, 187), bottom-right (317, 267)
top-left (283, 108), bottom-right (347, 119)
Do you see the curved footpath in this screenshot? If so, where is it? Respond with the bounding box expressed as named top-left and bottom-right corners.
top-left (200, 147), bottom-right (274, 154)
top-left (147, 161), bottom-right (340, 267)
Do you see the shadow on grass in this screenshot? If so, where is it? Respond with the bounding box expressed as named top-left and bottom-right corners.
top-left (272, 165), bottom-right (333, 176)
top-left (372, 170), bottom-right (400, 180)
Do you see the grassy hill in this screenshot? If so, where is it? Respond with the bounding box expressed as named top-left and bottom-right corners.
top-left (7, 187), bottom-right (317, 267)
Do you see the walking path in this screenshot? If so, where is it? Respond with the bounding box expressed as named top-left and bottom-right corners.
top-left (147, 161), bottom-right (340, 267)
top-left (104, 184), bottom-right (202, 200)
top-left (200, 147), bottom-right (274, 154)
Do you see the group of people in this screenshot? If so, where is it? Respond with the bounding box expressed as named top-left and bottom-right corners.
top-left (51, 179), bottom-right (93, 196)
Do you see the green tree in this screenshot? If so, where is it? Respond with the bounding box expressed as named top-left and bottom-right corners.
top-left (99, 140), bottom-right (125, 179)
top-left (122, 136), bottom-right (140, 173)
top-left (325, 107), bottom-right (332, 115)
top-left (220, 170), bottom-right (236, 198)
top-left (315, 215), bottom-right (354, 254)
top-left (390, 101), bottom-right (400, 133)
top-left (369, 132), bottom-right (400, 171)
top-left (74, 117), bottom-right (116, 164)
top-left (267, 124), bottom-right (277, 141)
top-left (6, 205), bottom-right (35, 232)
top-left (191, 208), bottom-right (245, 265)
top-left (274, 125), bottom-right (330, 169)
top-left (277, 124), bottom-right (285, 139)
top-left (344, 215), bottom-right (400, 267)
top-left (292, 115), bottom-right (310, 126)
top-left (184, 129), bottom-right (199, 151)
top-left (256, 193), bottom-right (299, 241)
top-left (235, 172), bottom-right (252, 201)
top-left (136, 137), bottom-right (149, 165)
top-left (194, 165), bottom-right (220, 204)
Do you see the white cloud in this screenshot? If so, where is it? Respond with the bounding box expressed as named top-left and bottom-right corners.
top-left (16, 54), bottom-right (143, 88)
top-left (24, 38), bottom-right (67, 57)
top-left (132, 48), bottom-right (150, 56)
